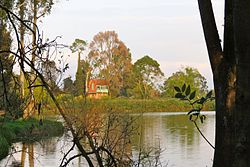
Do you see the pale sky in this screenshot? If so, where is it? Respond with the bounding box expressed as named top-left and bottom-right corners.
top-left (40, 0), bottom-right (224, 89)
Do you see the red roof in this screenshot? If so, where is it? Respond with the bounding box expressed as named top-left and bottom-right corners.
top-left (90, 79), bottom-right (109, 85)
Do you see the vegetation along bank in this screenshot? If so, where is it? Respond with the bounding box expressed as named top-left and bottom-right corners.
top-left (0, 118), bottom-right (64, 160)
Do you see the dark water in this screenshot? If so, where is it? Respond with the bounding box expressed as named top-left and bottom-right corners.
top-left (0, 112), bottom-right (215, 167)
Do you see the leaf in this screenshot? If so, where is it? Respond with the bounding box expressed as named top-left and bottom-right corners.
top-left (174, 86), bottom-right (181, 92)
top-left (189, 91), bottom-right (196, 100)
top-left (185, 85), bottom-right (191, 96)
top-left (198, 97), bottom-right (206, 104)
top-left (200, 115), bottom-right (204, 123)
top-left (206, 90), bottom-right (213, 98)
top-left (200, 115), bottom-right (206, 124)
top-left (182, 84), bottom-right (186, 92)
top-left (175, 93), bottom-right (185, 98)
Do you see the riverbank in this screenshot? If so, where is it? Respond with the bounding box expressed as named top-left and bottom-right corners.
top-left (0, 118), bottom-right (64, 160)
top-left (54, 95), bottom-right (215, 114)
top-left (91, 98), bottom-right (215, 112)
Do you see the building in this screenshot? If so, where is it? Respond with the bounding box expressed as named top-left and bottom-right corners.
top-left (87, 79), bottom-right (109, 99)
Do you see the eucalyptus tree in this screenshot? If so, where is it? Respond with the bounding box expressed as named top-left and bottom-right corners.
top-left (162, 66), bottom-right (208, 98)
top-left (28, 0), bottom-right (54, 70)
top-left (133, 55), bottom-right (164, 99)
top-left (15, 0), bottom-right (55, 118)
top-left (88, 31), bottom-right (132, 97)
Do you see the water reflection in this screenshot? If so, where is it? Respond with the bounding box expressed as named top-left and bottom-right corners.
top-left (131, 112), bottom-right (215, 167)
top-left (20, 143), bottom-right (34, 167)
top-left (0, 112), bottom-right (215, 167)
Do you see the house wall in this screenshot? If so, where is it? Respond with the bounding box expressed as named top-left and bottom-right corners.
top-left (87, 79), bottom-right (109, 99)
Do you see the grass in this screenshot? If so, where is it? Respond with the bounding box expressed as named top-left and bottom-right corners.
top-left (0, 118), bottom-right (64, 160)
top-left (53, 95), bottom-right (215, 114)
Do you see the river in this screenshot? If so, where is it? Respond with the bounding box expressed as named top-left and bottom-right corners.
top-left (0, 112), bottom-right (215, 167)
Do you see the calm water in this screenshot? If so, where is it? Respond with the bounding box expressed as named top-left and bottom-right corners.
top-left (0, 112), bottom-right (215, 167)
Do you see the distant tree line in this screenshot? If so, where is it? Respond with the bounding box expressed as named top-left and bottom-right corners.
top-left (63, 31), bottom-right (209, 99)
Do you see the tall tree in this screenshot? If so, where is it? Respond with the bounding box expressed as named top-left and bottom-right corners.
top-left (0, 0), bottom-right (19, 117)
top-left (30, 0), bottom-right (55, 84)
top-left (133, 55), bottom-right (164, 99)
top-left (70, 39), bottom-right (87, 96)
top-left (197, 1), bottom-right (250, 166)
top-left (18, 0), bottom-right (26, 100)
top-left (162, 67), bottom-right (208, 98)
top-left (88, 31), bottom-right (132, 97)
top-left (19, 0), bottom-right (55, 118)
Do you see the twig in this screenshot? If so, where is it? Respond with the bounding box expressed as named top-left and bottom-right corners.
top-left (193, 121), bottom-right (215, 149)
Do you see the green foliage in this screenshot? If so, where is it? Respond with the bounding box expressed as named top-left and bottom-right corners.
top-left (174, 83), bottom-right (215, 149)
top-left (75, 59), bottom-right (90, 96)
top-left (63, 76), bottom-right (74, 93)
top-left (70, 39), bottom-right (88, 96)
top-left (132, 55), bottom-right (164, 99)
top-left (37, 0), bottom-right (54, 16)
top-left (0, 0), bottom-right (14, 20)
top-left (0, 136), bottom-right (9, 160)
top-left (174, 83), bottom-right (214, 123)
top-left (162, 66), bottom-right (208, 98)
top-left (70, 39), bottom-right (87, 53)
top-left (0, 11), bottom-right (22, 118)
top-left (58, 96), bottom-right (215, 113)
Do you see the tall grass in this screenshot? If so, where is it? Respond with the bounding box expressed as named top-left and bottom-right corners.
top-left (55, 95), bottom-right (215, 114)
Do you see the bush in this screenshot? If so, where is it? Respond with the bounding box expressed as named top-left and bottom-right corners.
top-left (0, 127), bottom-right (16, 144)
top-left (0, 136), bottom-right (9, 160)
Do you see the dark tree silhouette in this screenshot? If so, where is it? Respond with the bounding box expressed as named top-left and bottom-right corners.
top-left (198, 1), bottom-right (250, 166)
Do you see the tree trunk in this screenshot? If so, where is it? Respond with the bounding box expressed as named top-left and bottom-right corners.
top-left (19, 0), bottom-right (27, 119)
top-left (233, 1), bottom-right (250, 166)
top-left (198, 0), bottom-right (250, 166)
top-left (29, 0), bottom-right (38, 117)
top-left (197, 0), bottom-right (236, 166)
top-left (19, 0), bottom-right (25, 100)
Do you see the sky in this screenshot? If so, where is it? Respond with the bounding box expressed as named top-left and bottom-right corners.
top-left (40, 0), bottom-right (224, 89)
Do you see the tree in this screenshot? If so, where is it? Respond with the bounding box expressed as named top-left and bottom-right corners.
top-left (0, 0), bottom-right (22, 118)
top-left (74, 58), bottom-right (90, 96)
top-left (133, 55), bottom-right (164, 99)
top-left (41, 60), bottom-right (60, 93)
top-left (162, 66), bottom-right (208, 98)
top-left (18, 0), bottom-right (26, 100)
top-left (197, 1), bottom-right (250, 166)
top-left (63, 76), bottom-right (74, 94)
top-left (70, 39), bottom-right (87, 96)
top-left (28, 0), bottom-right (55, 77)
top-left (88, 31), bottom-right (132, 97)
top-left (16, 0), bottom-right (55, 118)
